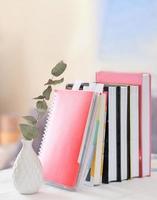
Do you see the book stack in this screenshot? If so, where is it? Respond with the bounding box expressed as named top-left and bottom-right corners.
top-left (39, 71), bottom-right (151, 190)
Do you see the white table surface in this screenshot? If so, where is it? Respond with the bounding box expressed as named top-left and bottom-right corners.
top-left (1, 158), bottom-right (157, 200)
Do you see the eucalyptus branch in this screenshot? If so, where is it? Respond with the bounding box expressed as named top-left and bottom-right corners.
top-left (19, 61), bottom-right (67, 140)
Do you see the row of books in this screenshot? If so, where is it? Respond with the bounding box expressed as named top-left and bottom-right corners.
top-left (39, 71), bottom-right (151, 190)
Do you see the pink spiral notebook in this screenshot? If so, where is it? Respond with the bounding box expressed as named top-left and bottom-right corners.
top-left (39, 89), bottom-right (95, 189)
top-left (96, 71), bottom-right (152, 177)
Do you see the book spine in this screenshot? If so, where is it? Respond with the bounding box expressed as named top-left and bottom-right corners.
top-left (127, 87), bottom-right (131, 179)
top-left (116, 87), bottom-right (121, 182)
top-left (102, 88), bottom-right (109, 183)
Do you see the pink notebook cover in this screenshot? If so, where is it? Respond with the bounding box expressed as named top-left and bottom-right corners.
top-left (39, 89), bottom-right (94, 189)
top-left (96, 71), bottom-right (151, 177)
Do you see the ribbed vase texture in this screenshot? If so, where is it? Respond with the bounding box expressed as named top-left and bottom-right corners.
top-left (12, 140), bottom-right (43, 194)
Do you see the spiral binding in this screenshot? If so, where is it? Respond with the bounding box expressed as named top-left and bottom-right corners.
top-left (38, 92), bottom-right (57, 158)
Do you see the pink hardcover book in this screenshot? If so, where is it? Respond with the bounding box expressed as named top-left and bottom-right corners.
top-left (39, 89), bottom-right (95, 189)
top-left (96, 71), bottom-right (151, 177)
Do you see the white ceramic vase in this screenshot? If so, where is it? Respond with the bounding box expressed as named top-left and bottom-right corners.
top-left (12, 139), bottom-right (43, 194)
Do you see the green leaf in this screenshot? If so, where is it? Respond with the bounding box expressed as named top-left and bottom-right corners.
top-left (51, 78), bottom-right (64, 85)
top-left (51, 61), bottom-right (67, 77)
top-left (33, 95), bottom-right (45, 100)
top-left (44, 79), bottom-right (53, 85)
top-left (45, 78), bottom-right (64, 85)
top-left (43, 86), bottom-right (52, 100)
top-left (19, 124), bottom-right (38, 140)
top-left (23, 116), bottom-right (37, 125)
top-left (36, 100), bottom-right (48, 112)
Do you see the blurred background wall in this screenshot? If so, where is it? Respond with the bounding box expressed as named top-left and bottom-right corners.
top-left (0, 0), bottom-right (157, 114)
top-left (98, 0), bottom-right (157, 92)
top-left (0, 0), bottom-right (97, 114)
